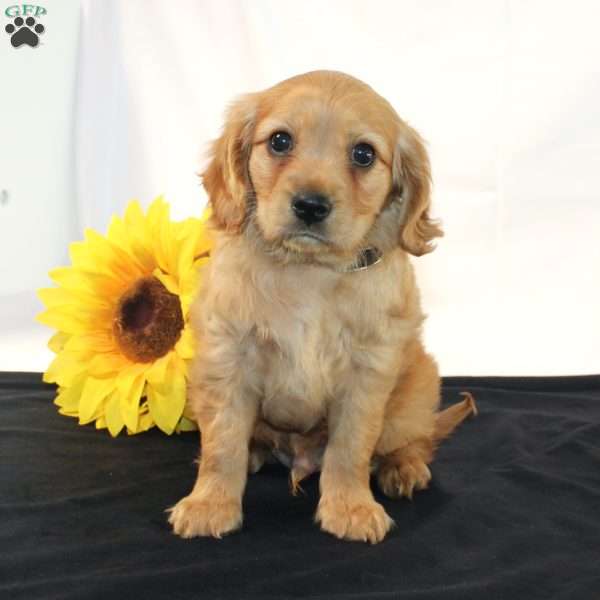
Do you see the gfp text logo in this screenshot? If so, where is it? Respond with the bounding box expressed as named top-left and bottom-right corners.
top-left (4, 4), bottom-right (46, 48)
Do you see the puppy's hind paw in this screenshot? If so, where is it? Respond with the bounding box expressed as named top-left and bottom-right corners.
top-left (377, 459), bottom-right (431, 500)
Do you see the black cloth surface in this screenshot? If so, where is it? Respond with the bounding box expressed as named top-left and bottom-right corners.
top-left (1, 372), bottom-right (599, 599)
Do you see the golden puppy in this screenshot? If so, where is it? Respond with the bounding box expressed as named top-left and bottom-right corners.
top-left (169, 71), bottom-right (475, 543)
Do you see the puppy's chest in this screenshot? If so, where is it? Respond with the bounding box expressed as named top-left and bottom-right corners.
top-left (254, 293), bottom-right (350, 433)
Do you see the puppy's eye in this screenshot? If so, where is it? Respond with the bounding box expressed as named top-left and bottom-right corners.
top-left (351, 143), bottom-right (376, 168)
top-left (269, 131), bottom-right (293, 155)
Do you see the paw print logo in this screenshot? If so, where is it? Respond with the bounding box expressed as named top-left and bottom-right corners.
top-left (5, 16), bottom-right (45, 48)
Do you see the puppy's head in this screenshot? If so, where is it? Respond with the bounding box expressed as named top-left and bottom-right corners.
top-left (203, 71), bottom-right (442, 265)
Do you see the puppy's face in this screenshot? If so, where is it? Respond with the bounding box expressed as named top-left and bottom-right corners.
top-left (203, 71), bottom-right (442, 264)
top-left (249, 83), bottom-right (395, 263)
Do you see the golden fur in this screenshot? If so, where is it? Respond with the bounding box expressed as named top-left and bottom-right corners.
top-left (168, 71), bottom-right (474, 543)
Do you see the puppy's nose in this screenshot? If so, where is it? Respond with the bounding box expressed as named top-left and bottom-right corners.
top-left (291, 193), bottom-right (332, 225)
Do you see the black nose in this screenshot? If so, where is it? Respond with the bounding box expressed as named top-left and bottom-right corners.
top-left (291, 193), bottom-right (332, 225)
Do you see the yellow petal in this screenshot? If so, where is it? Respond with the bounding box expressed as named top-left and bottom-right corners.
top-left (49, 267), bottom-right (126, 299)
top-left (149, 353), bottom-right (186, 395)
top-left (145, 353), bottom-right (170, 387)
top-left (104, 391), bottom-right (125, 437)
top-left (47, 331), bottom-right (70, 354)
top-left (64, 332), bottom-right (116, 357)
top-left (146, 198), bottom-right (171, 273)
top-left (107, 215), bottom-right (157, 274)
top-left (39, 283), bottom-right (114, 315)
top-left (147, 366), bottom-right (186, 435)
top-left (179, 292), bottom-right (194, 319)
top-left (175, 223), bottom-right (198, 282)
top-left (89, 231), bottom-right (140, 281)
top-left (152, 268), bottom-right (179, 296)
top-left (175, 326), bottom-right (195, 360)
top-left (160, 224), bottom-right (177, 276)
top-left (175, 416), bottom-right (198, 433)
top-left (132, 407), bottom-right (155, 434)
top-left (146, 388), bottom-right (169, 434)
top-left (176, 263), bottom-right (200, 316)
top-left (106, 214), bottom-right (126, 244)
top-left (116, 371), bottom-right (146, 432)
top-left (37, 307), bottom-right (89, 335)
top-left (124, 200), bottom-right (157, 273)
top-left (44, 352), bottom-right (86, 387)
top-left (79, 376), bottom-right (116, 425)
top-left (123, 200), bottom-right (144, 229)
top-left (125, 234), bottom-right (156, 274)
top-left (38, 287), bottom-right (78, 309)
top-left (88, 351), bottom-right (130, 377)
top-left (68, 240), bottom-right (93, 269)
top-left (48, 267), bottom-right (93, 294)
top-left (54, 375), bottom-right (86, 415)
top-left (57, 408), bottom-right (75, 419)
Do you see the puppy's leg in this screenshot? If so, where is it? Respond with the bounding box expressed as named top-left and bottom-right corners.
top-left (375, 346), bottom-right (475, 499)
top-left (316, 380), bottom-right (394, 544)
top-left (377, 437), bottom-right (435, 499)
top-left (375, 345), bottom-right (439, 499)
top-left (168, 387), bottom-right (258, 539)
top-left (376, 398), bottom-right (476, 499)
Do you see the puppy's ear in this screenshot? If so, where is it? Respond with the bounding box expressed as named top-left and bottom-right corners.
top-left (392, 125), bottom-right (443, 256)
top-left (202, 94), bottom-right (258, 232)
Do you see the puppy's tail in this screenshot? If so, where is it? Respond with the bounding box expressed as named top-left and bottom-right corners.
top-left (433, 391), bottom-right (477, 443)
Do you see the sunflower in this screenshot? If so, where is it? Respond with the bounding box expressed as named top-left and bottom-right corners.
top-left (37, 197), bottom-right (212, 436)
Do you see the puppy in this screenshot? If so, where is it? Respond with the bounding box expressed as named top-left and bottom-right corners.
top-left (169, 71), bottom-right (475, 543)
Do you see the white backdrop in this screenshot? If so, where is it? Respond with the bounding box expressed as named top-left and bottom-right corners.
top-left (1, 0), bottom-right (598, 374)
top-left (0, 0), bottom-right (79, 371)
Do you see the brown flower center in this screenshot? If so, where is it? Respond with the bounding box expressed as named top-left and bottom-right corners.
top-left (113, 276), bottom-right (184, 363)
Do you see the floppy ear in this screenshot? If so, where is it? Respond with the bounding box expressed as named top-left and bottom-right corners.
top-left (392, 125), bottom-right (443, 256)
top-left (202, 94), bottom-right (258, 232)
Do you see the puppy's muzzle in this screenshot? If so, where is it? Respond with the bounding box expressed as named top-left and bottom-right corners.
top-left (291, 193), bottom-right (332, 225)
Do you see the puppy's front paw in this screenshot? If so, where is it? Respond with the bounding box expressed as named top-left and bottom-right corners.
top-left (377, 458), bottom-right (431, 499)
top-left (168, 493), bottom-right (242, 539)
top-left (316, 494), bottom-right (394, 544)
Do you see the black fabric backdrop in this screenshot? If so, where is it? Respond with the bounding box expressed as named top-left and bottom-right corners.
top-left (1, 372), bottom-right (599, 599)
